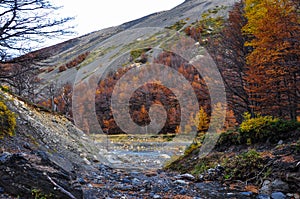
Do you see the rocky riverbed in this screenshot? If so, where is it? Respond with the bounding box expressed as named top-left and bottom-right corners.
top-left (1, 150), bottom-right (298, 199)
top-left (0, 91), bottom-right (299, 199)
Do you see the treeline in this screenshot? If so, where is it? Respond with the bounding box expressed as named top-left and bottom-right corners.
top-left (190, 0), bottom-right (299, 122)
top-left (95, 52), bottom-right (210, 134)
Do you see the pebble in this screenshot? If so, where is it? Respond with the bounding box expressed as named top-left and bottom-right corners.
top-left (257, 194), bottom-right (271, 199)
top-left (241, 191), bottom-right (254, 197)
top-left (174, 180), bottom-right (189, 185)
top-left (271, 192), bottom-right (286, 199)
top-left (82, 157), bottom-right (91, 165)
top-left (176, 173), bottom-right (195, 181)
top-left (271, 179), bottom-right (289, 193)
top-left (179, 189), bottom-right (187, 195)
top-left (77, 177), bottom-right (86, 185)
top-left (153, 194), bottom-right (161, 199)
top-left (0, 152), bottom-right (11, 163)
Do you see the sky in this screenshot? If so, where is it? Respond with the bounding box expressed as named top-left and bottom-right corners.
top-left (50, 0), bottom-right (184, 45)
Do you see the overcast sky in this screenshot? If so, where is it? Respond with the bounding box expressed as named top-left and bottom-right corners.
top-left (50, 0), bottom-right (184, 45)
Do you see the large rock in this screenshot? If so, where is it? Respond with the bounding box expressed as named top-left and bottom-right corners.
top-left (0, 152), bottom-right (83, 199)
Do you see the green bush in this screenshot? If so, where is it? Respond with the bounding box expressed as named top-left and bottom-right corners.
top-left (224, 149), bottom-right (264, 181)
top-left (0, 85), bottom-right (11, 93)
top-left (184, 141), bottom-right (201, 156)
top-left (0, 100), bottom-right (16, 138)
top-left (32, 189), bottom-right (53, 199)
top-left (217, 130), bottom-right (241, 147)
top-left (130, 48), bottom-right (151, 61)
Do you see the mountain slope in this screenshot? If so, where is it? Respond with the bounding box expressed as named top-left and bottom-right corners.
top-left (34, 0), bottom-right (236, 88)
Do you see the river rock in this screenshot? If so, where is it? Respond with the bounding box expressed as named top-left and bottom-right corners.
top-left (257, 194), bottom-right (271, 199)
top-left (271, 179), bottom-right (289, 192)
top-left (271, 192), bottom-right (286, 199)
top-left (174, 179), bottom-right (189, 185)
top-left (241, 191), bottom-right (254, 197)
top-left (0, 152), bottom-right (11, 163)
top-left (175, 173), bottom-right (195, 181)
top-left (260, 180), bottom-right (272, 194)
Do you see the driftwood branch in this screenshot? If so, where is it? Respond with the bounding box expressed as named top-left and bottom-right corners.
top-left (45, 173), bottom-right (77, 199)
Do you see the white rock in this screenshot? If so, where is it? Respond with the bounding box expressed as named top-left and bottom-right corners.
top-left (176, 173), bottom-right (195, 181)
top-left (82, 157), bottom-right (91, 165)
top-left (159, 154), bottom-right (171, 159)
top-left (174, 180), bottom-right (189, 185)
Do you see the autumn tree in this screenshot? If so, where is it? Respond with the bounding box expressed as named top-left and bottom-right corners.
top-left (243, 0), bottom-right (300, 119)
top-left (211, 1), bottom-right (252, 121)
top-left (55, 83), bottom-right (73, 117)
top-left (193, 107), bottom-right (209, 137)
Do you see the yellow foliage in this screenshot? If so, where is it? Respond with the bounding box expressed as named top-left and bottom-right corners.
top-left (0, 100), bottom-right (16, 138)
top-left (193, 107), bottom-right (209, 133)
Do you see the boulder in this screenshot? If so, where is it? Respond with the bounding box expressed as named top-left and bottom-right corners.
top-left (0, 152), bottom-right (83, 198)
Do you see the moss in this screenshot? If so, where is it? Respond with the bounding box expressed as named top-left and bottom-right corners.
top-left (31, 189), bottom-right (53, 199)
top-left (191, 162), bottom-right (209, 175)
top-left (77, 46), bottom-right (116, 69)
top-left (166, 19), bottom-right (187, 31)
top-left (223, 149), bottom-right (264, 182)
top-left (0, 99), bottom-right (16, 138)
top-left (130, 48), bottom-right (151, 61)
top-left (0, 85), bottom-right (11, 93)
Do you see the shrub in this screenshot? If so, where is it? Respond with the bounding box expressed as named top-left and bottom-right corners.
top-left (58, 65), bottom-right (67, 72)
top-left (239, 112), bottom-right (279, 144)
top-left (216, 130), bottom-right (241, 147)
top-left (130, 48), bottom-right (151, 61)
top-left (239, 112), bottom-right (300, 144)
top-left (0, 100), bottom-right (16, 138)
top-left (184, 141), bottom-right (201, 156)
top-left (0, 85), bottom-right (10, 93)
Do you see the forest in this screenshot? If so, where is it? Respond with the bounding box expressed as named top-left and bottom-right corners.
top-left (3, 0), bottom-right (298, 136)
top-left (91, 0), bottom-right (299, 134)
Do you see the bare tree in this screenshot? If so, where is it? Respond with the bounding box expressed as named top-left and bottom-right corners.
top-left (0, 0), bottom-right (74, 101)
top-left (0, 0), bottom-right (75, 60)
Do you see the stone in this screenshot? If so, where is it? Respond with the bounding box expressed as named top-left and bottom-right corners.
top-left (176, 173), bottom-right (195, 181)
top-left (153, 194), bottom-right (161, 199)
top-left (260, 180), bottom-right (272, 194)
top-left (174, 180), bottom-right (188, 185)
top-left (257, 194), bottom-right (271, 199)
top-left (0, 153), bottom-right (83, 198)
top-left (77, 177), bottom-right (86, 185)
top-left (23, 142), bottom-right (32, 150)
top-left (271, 192), bottom-right (286, 199)
top-left (179, 189), bottom-right (187, 195)
top-left (132, 178), bottom-right (140, 185)
top-left (122, 178), bottom-right (131, 184)
top-left (92, 155), bottom-right (100, 163)
top-left (0, 186), bottom-right (4, 194)
top-left (0, 152), bottom-right (11, 163)
top-left (241, 191), bottom-right (254, 197)
top-left (271, 179), bottom-right (289, 192)
top-left (82, 157), bottom-right (91, 165)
